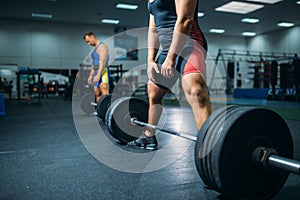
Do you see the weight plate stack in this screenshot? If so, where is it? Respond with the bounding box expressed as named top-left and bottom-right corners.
top-left (195, 106), bottom-right (293, 199)
top-left (195, 105), bottom-right (239, 191)
top-left (105, 97), bottom-right (149, 144)
top-left (97, 94), bottom-right (112, 121)
top-left (80, 92), bottom-right (96, 114)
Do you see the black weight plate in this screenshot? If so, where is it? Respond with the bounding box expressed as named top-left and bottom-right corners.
top-left (97, 94), bottom-right (112, 121)
top-left (195, 105), bottom-right (239, 190)
top-left (205, 106), bottom-right (241, 191)
top-left (80, 92), bottom-right (96, 114)
top-left (196, 106), bottom-right (293, 200)
top-left (106, 97), bottom-right (148, 144)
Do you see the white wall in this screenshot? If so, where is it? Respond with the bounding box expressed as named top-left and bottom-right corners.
top-left (0, 19), bottom-right (114, 69)
top-left (0, 18), bottom-right (248, 71)
top-left (247, 26), bottom-right (300, 54)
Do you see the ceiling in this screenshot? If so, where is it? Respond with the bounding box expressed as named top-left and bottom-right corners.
top-left (0, 0), bottom-right (299, 37)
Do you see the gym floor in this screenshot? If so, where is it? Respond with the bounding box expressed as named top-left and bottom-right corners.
top-left (0, 97), bottom-right (299, 200)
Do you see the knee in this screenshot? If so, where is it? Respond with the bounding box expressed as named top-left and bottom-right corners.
top-left (187, 86), bottom-right (209, 106)
top-left (148, 89), bottom-right (163, 105)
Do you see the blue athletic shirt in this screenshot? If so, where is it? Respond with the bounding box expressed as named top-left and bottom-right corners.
top-left (92, 42), bottom-right (108, 69)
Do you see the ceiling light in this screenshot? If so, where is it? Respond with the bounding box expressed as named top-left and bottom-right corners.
top-left (32, 13), bottom-right (52, 19)
top-left (242, 32), bottom-right (257, 36)
top-left (246, 0), bottom-right (283, 4)
top-left (198, 12), bottom-right (204, 17)
top-left (116, 3), bottom-right (138, 10)
top-left (297, 1), bottom-right (300, 4)
top-left (277, 22), bottom-right (294, 27)
top-left (215, 1), bottom-right (264, 14)
top-left (209, 29), bottom-right (225, 34)
top-left (241, 18), bottom-right (260, 23)
top-left (101, 19), bottom-right (120, 24)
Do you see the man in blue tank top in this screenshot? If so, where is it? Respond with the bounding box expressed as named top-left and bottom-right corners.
top-left (83, 32), bottom-right (110, 103)
top-left (128, 0), bottom-right (212, 150)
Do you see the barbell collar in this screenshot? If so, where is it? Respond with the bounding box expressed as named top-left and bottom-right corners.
top-left (131, 118), bottom-right (197, 141)
top-left (253, 147), bottom-right (300, 175)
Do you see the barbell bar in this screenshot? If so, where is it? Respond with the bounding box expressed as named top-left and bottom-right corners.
top-left (130, 117), bottom-right (197, 141)
top-left (131, 117), bottom-right (300, 175)
top-left (268, 154), bottom-right (300, 174)
top-left (80, 93), bottom-right (112, 121)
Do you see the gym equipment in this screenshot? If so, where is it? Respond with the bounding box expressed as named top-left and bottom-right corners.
top-left (96, 94), bottom-right (112, 121)
top-left (264, 62), bottom-right (270, 88)
top-left (106, 97), bottom-right (300, 199)
top-left (194, 105), bottom-right (297, 199)
top-left (80, 93), bottom-right (112, 119)
top-left (294, 57), bottom-right (300, 86)
top-left (270, 60), bottom-right (278, 98)
top-left (105, 97), bottom-right (148, 143)
top-left (280, 63), bottom-right (288, 96)
top-left (227, 61), bottom-right (234, 79)
top-left (80, 92), bottom-right (96, 114)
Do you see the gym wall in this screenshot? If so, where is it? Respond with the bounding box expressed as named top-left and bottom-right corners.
top-left (247, 26), bottom-right (300, 54)
top-left (0, 18), bottom-right (113, 70)
top-left (0, 18), bottom-right (299, 72)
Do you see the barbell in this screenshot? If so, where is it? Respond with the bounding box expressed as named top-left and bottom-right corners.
top-left (80, 93), bottom-right (112, 121)
top-left (104, 96), bottom-right (300, 199)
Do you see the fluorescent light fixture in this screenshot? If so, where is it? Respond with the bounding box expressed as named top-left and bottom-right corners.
top-left (241, 18), bottom-right (260, 23)
top-left (209, 29), bottom-right (225, 34)
top-left (32, 13), bottom-right (52, 19)
top-left (242, 32), bottom-right (256, 36)
top-left (277, 22), bottom-right (294, 27)
top-left (246, 0), bottom-right (282, 4)
top-left (297, 1), bottom-right (300, 4)
top-left (101, 19), bottom-right (120, 24)
top-left (215, 1), bottom-right (264, 14)
top-left (116, 3), bottom-right (138, 10)
top-left (198, 12), bottom-right (204, 17)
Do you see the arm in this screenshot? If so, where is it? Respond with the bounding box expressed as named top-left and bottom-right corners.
top-left (148, 14), bottom-right (159, 64)
top-left (147, 14), bottom-right (161, 81)
top-left (93, 43), bottom-right (109, 82)
top-left (87, 67), bottom-right (95, 85)
top-left (161, 0), bottom-right (197, 77)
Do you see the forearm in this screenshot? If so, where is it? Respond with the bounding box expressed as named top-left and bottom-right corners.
top-left (148, 27), bottom-right (159, 63)
top-left (166, 0), bottom-right (196, 61)
top-left (89, 68), bottom-right (95, 77)
top-left (166, 19), bottom-right (192, 61)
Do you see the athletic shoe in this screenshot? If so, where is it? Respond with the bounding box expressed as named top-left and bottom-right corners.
top-left (90, 111), bottom-right (98, 116)
top-left (127, 133), bottom-right (158, 150)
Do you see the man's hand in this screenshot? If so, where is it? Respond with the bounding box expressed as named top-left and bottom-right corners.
top-left (147, 61), bottom-right (160, 83)
top-left (87, 76), bottom-right (93, 85)
top-left (93, 74), bottom-right (101, 84)
top-left (161, 57), bottom-right (175, 78)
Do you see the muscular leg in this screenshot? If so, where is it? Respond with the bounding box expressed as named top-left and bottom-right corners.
top-left (93, 86), bottom-right (101, 102)
top-left (144, 81), bottom-right (169, 137)
top-left (182, 73), bottom-right (212, 131)
top-left (93, 82), bottom-right (109, 102)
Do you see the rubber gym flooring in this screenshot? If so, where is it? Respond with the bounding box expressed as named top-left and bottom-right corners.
top-left (0, 97), bottom-right (299, 200)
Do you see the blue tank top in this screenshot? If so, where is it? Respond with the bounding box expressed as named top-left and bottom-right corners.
top-left (92, 42), bottom-right (108, 68)
top-left (148, 0), bottom-right (207, 51)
